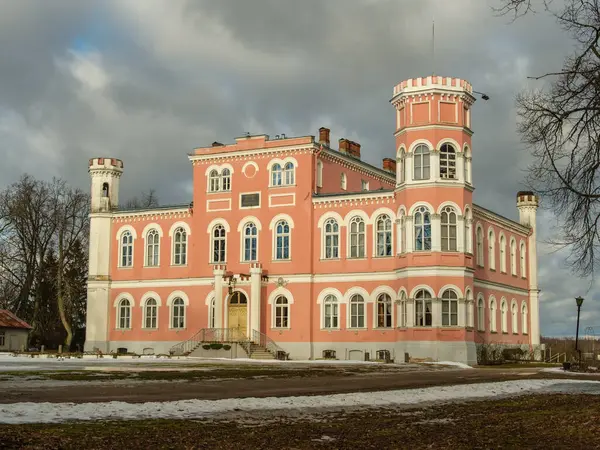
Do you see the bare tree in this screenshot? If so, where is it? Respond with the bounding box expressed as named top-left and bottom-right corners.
top-left (496, 0), bottom-right (600, 276)
top-left (123, 189), bottom-right (159, 210)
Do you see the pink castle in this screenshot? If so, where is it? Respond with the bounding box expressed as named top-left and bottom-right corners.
top-left (84, 75), bottom-right (540, 364)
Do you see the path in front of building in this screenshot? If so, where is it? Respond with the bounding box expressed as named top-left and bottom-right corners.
top-left (2, 365), bottom-right (598, 404)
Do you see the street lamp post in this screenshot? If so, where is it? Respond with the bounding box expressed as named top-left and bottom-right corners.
top-left (575, 296), bottom-right (585, 365)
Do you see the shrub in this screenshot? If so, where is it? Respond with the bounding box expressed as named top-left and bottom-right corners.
top-left (202, 344), bottom-right (211, 350)
top-left (209, 343), bottom-right (223, 350)
top-left (223, 344), bottom-right (231, 351)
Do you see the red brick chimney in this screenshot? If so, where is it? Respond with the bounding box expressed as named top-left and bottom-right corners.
top-left (319, 127), bottom-right (330, 147)
top-left (382, 158), bottom-right (396, 173)
top-left (348, 141), bottom-right (361, 159)
top-left (339, 138), bottom-right (350, 155)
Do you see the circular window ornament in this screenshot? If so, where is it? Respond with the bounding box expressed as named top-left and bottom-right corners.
top-left (242, 161), bottom-right (258, 178)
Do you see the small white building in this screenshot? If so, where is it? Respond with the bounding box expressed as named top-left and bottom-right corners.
top-left (0, 309), bottom-right (31, 352)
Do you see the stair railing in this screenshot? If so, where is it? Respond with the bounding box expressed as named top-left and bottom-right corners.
top-left (251, 329), bottom-right (289, 360)
top-left (169, 328), bottom-right (251, 356)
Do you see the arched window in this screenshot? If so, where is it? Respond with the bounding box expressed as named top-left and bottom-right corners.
top-left (413, 144), bottom-right (431, 180)
top-left (439, 144), bottom-right (457, 179)
top-left (414, 206), bottom-right (431, 251)
top-left (398, 150), bottom-right (406, 183)
top-left (173, 227), bottom-right (187, 266)
top-left (441, 289), bottom-right (458, 326)
top-left (489, 298), bottom-right (497, 332)
top-left (323, 294), bottom-right (339, 329)
top-left (477, 297), bottom-right (485, 331)
top-left (466, 289), bottom-right (474, 328)
top-left (522, 303), bottom-right (528, 334)
top-left (209, 297), bottom-right (215, 328)
top-left (349, 294), bottom-right (365, 328)
top-left (511, 300), bottom-right (518, 334)
top-left (488, 230), bottom-right (496, 270)
top-left (520, 242), bottom-right (527, 278)
top-left (118, 298), bottom-right (131, 329)
top-left (376, 293), bottom-right (393, 328)
top-left (243, 222), bottom-right (258, 262)
top-left (212, 225), bottom-right (226, 263)
top-left (209, 169), bottom-right (220, 192)
top-left (441, 206), bottom-right (457, 252)
top-left (341, 172), bottom-right (347, 190)
top-left (316, 160), bottom-right (323, 188)
top-left (501, 298), bottom-right (508, 333)
top-left (375, 215), bottom-right (392, 257)
top-left (510, 238), bottom-right (517, 275)
top-left (464, 208), bottom-right (472, 254)
top-left (415, 289), bottom-right (432, 327)
top-left (275, 220), bottom-right (290, 260)
top-left (399, 291), bottom-right (408, 327)
top-left (144, 298), bottom-right (157, 329)
top-left (146, 229), bottom-right (160, 267)
top-left (284, 162), bottom-right (295, 185)
top-left (499, 234), bottom-right (507, 273)
top-left (271, 163), bottom-right (283, 186)
top-left (120, 231), bottom-right (133, 267)
top-left (102, 182), bottom-right (109, 198)
top-left (221, 168), bottom-right (231, 191)
top-left (274, 295), bottom-right (289, 328)
top-left (476, 226), bottom-right (484, 266)
top-left (171, 298), bottom-right (185, 329)
top-left (349, 216), bottom-right (366, 258)
top-left (323, 218), bottom-right (339, 259)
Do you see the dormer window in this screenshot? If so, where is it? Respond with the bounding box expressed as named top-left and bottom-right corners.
top-left (439, 144), bottom-right (457, 179)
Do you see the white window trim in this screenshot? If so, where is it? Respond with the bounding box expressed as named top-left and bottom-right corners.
top-left (373, 214), bottom-right (394, 258)
top-left (321, 217), bottom-right (341, 260)
top-left (317, 288), bottom-right (344, 330)
top-left (140, 292), bottom-right (161, 330)
top-left (268, 157), bottom-right (298, 188)
top-left (240, 221), bottom-right (260, 263)
top-left (347, 216), bottom-right (367, 259)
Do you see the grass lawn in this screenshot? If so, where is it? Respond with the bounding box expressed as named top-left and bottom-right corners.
top-left (1, 394), bottom-right (598, 449)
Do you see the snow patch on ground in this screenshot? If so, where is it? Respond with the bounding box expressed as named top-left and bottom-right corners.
top-left (540, 367), bottom-right (600, 376)
top-left (1, 379), bottom-right (598, 424)
top-left (422, 361), bottom-right (473, 369)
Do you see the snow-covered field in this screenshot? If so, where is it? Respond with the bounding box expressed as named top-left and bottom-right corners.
top-left (1, 379), bottom-right (598, 424)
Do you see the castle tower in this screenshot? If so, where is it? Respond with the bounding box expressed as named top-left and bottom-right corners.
top-left (517, 191), bottom-right (540, 346)
top-left (84, 157), bottom-right (123, 352)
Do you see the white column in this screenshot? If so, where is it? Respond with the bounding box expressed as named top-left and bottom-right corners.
top-left (430, 149), bottom-right (439, 182)
top-left (406, 153), bottom-right (413, 182)
top-left (456, 153), bottom-right (464, 182)
top-left (458, 298), bottom-right (465, 327)
top-left (250, 263), bottom-right (262, 339)
top-left (213, 265), bottom-right (226, 329)
top-left (432, 298), bottom-right (441, 327)
top-left (457, 215), bottom-right (465, 253)
top-left (407, 298), bottom-right (415, 327)
top-left (405, 216), bottom-right (414, 253)
top-left (431, 214), bottom-right (441, 252)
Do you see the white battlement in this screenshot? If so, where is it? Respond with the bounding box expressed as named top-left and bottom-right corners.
top-left (393, 76), bottom-right (473, 97)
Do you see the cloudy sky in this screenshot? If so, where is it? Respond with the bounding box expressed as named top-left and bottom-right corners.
top-left (0, 0), bottom-right (597, 336)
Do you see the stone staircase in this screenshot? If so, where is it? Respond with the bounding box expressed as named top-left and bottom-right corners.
top-left (247, 343), bottom-right (275, 360)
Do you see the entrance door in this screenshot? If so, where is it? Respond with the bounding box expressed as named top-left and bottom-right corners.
top-left (228, 291), bottom-right (248, 339)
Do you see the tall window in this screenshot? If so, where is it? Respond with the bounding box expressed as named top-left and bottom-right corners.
top-left (520, 242), bottom-right (527, 277)
top-left (511, 301), bottom-right (518, 334)
top-left (144, 298), bottom-right (157, 329)
top-left (271, 163), bottom-right (283, 186)
top-left (323, 294), bottom-right (339, 329)
top-left (349, 294), bottom-right (365, 328)
top-left (510, 239), bottom-right (517, 275)
top-left (476, 227), bottom-right (484, 266)
top-left (441, 289), bottom-right (458, 326)
top-left (477, 297), bottom-right (485, 331)
top-left (464, 209), bottom-right (472, 253)
top-left (209, 297), bottom-right (215, 328)
top-left (414, 206), bottom-right (431, 251)
top-left (501, 299), bottom-right (508, 333)
top-left (375, 215), bottom-right (392, 257)
top-left (349, 216), bottom-right (366, 258)
top-left (173, 227), bottom-right (187, 265)
top-left (398, 213), bottom-right (406, 254)
top-left (522, 303), bottom-right (528, 334)
top-left (376, 293), bottom-right (392, 328)
top-left (499, 235), bottom-right (506, 273)
top-left (274, 295), bottom-right (289, 328)
top-left (171, 298), bottom-right (185, 329)
top-left (243, 222), bottom-right (258, 262)
top-left (209, 169), bottom-right (220, 192)
top-left (399, 291), bottom-right (408, 327)
top-left (283, 162), bottom-right (295, 185)
top-left (120, 231), bottom-right (133, 267)
top-left (275, 220), bottom-right (290, 260)
top-left (316, 161), bottom-right (323, 188)
top-left (439, 144), bottom-right (457, 179)
top-left (415, 289), bottom-right (432, 327)
top-left (489, 298), bottom-right (497, 332)
top-left (146, 229), bottom-right (160, 267)
top-left (221, 168), bottom-right (231, 191)
top-left (324, 218), bottom-right (339, 259)
top-left (212, 224), bottom-right (226, 263)
top-left (441, 206), bottom-right (457, 251)
top-left (488, 230), bottom-right (496, 270)
top-left (118, 298), bottom-right (131, 329)
top-left (341, 173), bottom-right (347, 190)
top-left (399, 150), bottom-right (406, 183)
top-left (413, 144), bottom-right (430, 180)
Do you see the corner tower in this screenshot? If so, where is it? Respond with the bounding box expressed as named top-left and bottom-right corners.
top-left (85, 157), bottom-right (123, 353)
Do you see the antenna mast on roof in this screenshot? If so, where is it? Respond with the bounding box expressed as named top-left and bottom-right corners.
top-left (432, 15), bottom-right (435, 76)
